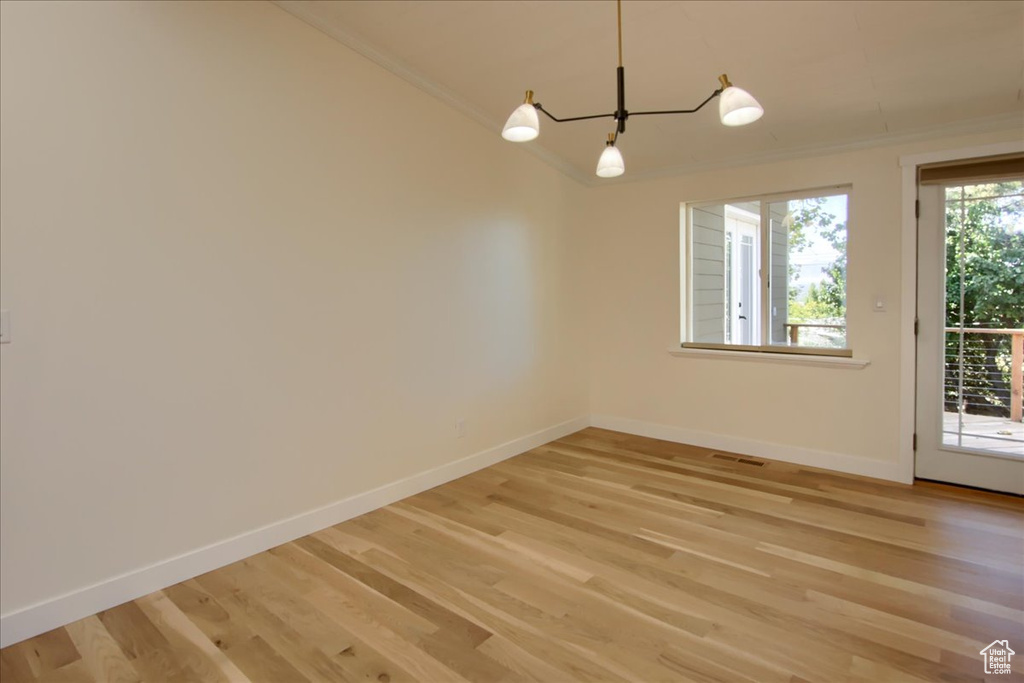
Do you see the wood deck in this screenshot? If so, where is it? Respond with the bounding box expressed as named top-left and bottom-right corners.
top-left (943, 411), bottom-right (1024, 456)
top-left (2, 427), bottom-right (1023, 682)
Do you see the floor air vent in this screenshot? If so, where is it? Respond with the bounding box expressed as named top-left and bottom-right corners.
top-left (711, 453), bottom-right (765, 467)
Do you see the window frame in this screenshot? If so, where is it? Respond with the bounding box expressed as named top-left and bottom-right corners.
top-left (681, 184), bottom-right (853, 358)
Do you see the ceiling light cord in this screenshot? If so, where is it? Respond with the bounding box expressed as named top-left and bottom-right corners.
top-left (617, 0), bottom-right (623, 68)
top-left (612, 0), bottom-right (625, 137)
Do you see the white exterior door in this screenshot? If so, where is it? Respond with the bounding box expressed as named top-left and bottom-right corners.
top-left (915, 183), bottom-right (1024, 494)
top-left (726, 209), bottom-right (759, 346)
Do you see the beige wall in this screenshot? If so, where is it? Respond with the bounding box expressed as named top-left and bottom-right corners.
top-left (0, 1), bottom-right (588, 616)
top-left (580, 129), bottom-right (1020, 467)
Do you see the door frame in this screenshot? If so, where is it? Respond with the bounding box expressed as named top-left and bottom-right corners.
top-left (898, 140), bottom-right (1024, 485)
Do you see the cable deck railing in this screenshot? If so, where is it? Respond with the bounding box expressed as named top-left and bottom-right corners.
top-left (944, 328), bottom-right (1023, 424)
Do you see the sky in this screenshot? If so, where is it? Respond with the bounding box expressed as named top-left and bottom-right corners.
top-left (788, 193), bottom-right (846, 297)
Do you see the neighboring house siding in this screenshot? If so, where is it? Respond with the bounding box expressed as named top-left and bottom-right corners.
top-left (691, 205), bottom-right (725, 343)
top-left (770, 204), bottom-right (788, 344)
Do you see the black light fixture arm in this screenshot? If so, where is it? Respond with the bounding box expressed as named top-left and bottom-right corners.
top-left (629, 88), bottom-right (724, 118)
top-left (529, 67), bottom-right (723, 133)
top-left (532, 105), bottom-right (615, 124)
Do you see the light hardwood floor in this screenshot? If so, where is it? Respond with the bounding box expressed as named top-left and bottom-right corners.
top-left (3, 428), bottom-right (1023, 682)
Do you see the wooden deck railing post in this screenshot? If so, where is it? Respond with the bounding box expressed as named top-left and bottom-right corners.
top-left (1012, 332), bottom-right (1023, 423)
top-left (784, 322), bottom-right (845, 346)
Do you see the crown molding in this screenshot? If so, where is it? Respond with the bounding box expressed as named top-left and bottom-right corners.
top-left (271, 0), bottom-right (591, 186)
top-left (272, 2), bottom-right (1021, 190)
top-left (602, 111), bottom-right (1024, 186)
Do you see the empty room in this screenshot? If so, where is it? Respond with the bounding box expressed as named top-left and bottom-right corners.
top-left (1, 1), bottom-right (1023, 681)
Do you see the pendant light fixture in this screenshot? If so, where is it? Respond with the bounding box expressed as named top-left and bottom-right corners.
top-left (501, 90), bottom-right (540, 142)
top-left (501, 0), bottom-right (763, 178)
top-left (595, 134), bottom-right (625, 178)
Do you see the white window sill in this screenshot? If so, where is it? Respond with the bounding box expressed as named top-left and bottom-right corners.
top-left (667, 346), bottom-right (870, 369)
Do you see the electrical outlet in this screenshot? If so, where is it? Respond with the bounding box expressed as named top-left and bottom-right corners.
top-left (455, 418), bottom-right (466, 439)
top-left (0, 310), bottom-right (10, 344)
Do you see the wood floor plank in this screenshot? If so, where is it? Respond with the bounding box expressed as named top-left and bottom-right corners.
top-left (355, 548), bottom-right (628, 682)
top-left (162, 580), bottom-right (260, 654)
top-left (98, 601), bottom-right (202, 682)
top-left (135, 592), bottom-right (250, 683)
top-left (64, 616), bottom-right (142, 683)
top-left (0, 645), bottom-right (39, 683)
top-left (217, 634), bottom-right (310, 683)
top-left (210, 587), bottom-right (358, 683)
top-left (4, 427), bottom-right (1022, 682)
top-left (28, 659), bottom-right (93, 683)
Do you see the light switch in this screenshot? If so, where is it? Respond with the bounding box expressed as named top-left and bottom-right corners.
top-left (0, 310), bottom-right (9, 344)
top-left (873, 297), bottom-right (886, 313)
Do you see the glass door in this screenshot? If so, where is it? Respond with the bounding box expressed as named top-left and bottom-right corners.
top-left (915, 178), bottom-right (1024, 494)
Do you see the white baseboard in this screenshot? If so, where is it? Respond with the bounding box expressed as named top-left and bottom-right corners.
top-left (1, 412), bottom-right (908, 647)
top-left (0, 416), bottom-right (589, 648)
top-left (590, 414), bottom-right (908, 484)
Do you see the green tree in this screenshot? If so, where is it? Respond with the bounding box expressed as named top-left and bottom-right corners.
top-left (944, 181), bottom-right (1024, 416)
top-left (816, 220), bottom-right (846, 318)
top-left (789, 198), bottom-right (846, 319)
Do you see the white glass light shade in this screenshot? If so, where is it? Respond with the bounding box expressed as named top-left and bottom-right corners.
top-left (502, 104), bottom-right (540, 142)
top-left (595, 144), bottom-right (625, 178)
top-left (718, 86), bottom-right (763, 126)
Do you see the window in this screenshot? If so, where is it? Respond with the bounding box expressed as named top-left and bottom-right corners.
top-left (682, 186), bottom-right (850, 356)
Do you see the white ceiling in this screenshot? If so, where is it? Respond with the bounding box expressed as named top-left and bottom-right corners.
top-left (276, 0), bottom-right (1024, 184)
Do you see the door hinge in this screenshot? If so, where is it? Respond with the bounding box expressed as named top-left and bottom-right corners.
top-left (914, 317), bottom-right (919, 336)
top-left (915, 199), bottom-right (920, 218)
top-left (913, 433), bottom-right (917, 451)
